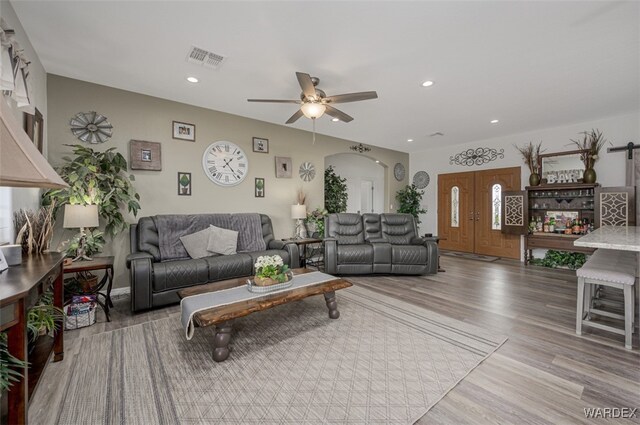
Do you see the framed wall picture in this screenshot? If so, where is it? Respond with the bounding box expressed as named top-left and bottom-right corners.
top-left (275, 156), bottom-right (292, 178)
top-left (130, 140), bottom-right (162, 170)
top-left (24, 108), bottom-right (44, 153)
top-left (178, 172), bottom-right (192, 196)
top-left (255, 177), bottom-right (265, 197)
top-left (172, 121), bottom-right (196, 142)
top-left (252, 137), bottom-right (269, 153)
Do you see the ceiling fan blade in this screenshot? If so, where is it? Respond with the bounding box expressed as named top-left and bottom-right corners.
top-left (296, 72), bottom-right (317, 99)
top-left (285, 109), bottom-right (304, 124)
top-left (325, 105), bottom-right (354, 123)
top-left (247, 99), bottom-right (301, 103)
top-left (324, 91), bottom-right (378, 104)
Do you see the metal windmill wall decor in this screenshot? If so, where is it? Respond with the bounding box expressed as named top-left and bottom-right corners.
top-left (69, 111), bottom-right (113, 144)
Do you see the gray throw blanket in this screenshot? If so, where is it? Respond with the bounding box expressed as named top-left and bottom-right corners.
top-left (153, 213), bottom-right (266, 261)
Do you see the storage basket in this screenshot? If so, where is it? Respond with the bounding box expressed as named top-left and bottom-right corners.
top-left (65, 298), bottom-right (97, 330)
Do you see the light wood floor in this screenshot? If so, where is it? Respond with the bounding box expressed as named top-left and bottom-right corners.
top-left (30, 257), bottom-right (640, 424)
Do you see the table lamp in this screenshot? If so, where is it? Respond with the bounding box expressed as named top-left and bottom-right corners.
top-left (63, 204), bottom-right (99, 261)
top-left (291, 204), bottom-right (307, 239)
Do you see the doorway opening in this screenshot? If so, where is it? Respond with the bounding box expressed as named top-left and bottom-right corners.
top-left (325, 153), bottom-right (384, 213)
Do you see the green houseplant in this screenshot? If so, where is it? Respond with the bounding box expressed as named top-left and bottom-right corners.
top-left (324, 166), bottom-right (348, 213)
top-left (0, 333), bottom-right (28, 391)
top-left (26, 290), bottom-right (65, 344)
top-left (253, 255), bottom-right (291, 286)
top-left (305, 207), bottom-right (328, 238)
top-left (42, 144), bottom-right (141, 238)
top-left (396, 184), bottom-right (427, 224)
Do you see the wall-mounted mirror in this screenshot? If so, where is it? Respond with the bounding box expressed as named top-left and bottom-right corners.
top-left (539, 149), bottom-right (588, 184)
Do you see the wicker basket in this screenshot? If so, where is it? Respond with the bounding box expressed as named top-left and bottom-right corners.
top-left (64, 301), bottom-right (96, 330)
top-left (253, 271), bottom-right (293, 287)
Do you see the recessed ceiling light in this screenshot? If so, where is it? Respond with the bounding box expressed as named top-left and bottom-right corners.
top-left (186, 76), bottom-right (199, 83)
top-left (490, 119), bottom-right (499, 124)
top-left (421, 80), bottom-right (434, 87)
top-left (407, 139), bottom-right (414, 142)
top-left (331, 118), bottom-right (339, 122)
top-left (375, 160), bottom-right (380, 163)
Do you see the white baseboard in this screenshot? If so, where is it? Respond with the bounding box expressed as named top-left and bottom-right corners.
top-left (110, 287), bottom-right (130, 299)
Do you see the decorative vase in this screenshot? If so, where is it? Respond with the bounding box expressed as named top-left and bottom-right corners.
top-left (253, 271), bottom-right (293, 287)
top-left (583, 168), bottom-right (596, 184)
top-left (529, 173), bottom-right (541, 186)
top-left (305, 221), bottom-right (318, 238)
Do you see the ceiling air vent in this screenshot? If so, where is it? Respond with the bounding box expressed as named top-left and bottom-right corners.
top-left (186, 46), bottom-right (226, 69)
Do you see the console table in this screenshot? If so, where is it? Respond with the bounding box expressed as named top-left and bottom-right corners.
top-left (0, 252), bottom-right (64, 425)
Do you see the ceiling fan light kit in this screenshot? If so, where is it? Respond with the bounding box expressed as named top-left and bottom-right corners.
top-left (248, 72), bottom-right (378, 125)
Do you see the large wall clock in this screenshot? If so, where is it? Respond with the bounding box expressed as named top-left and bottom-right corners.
top-left (202, 141), bottom-right (249, 186)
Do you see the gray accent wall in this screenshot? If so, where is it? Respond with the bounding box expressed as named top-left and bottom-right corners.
top-left (46, 75), bottom-right (409, 288)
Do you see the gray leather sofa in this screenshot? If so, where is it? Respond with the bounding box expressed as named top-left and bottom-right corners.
top-left (324, 213), bottom-right (438, 275)
top-left (127, 214), bottom-right (299, 312)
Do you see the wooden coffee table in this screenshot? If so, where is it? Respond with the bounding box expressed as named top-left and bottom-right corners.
top-left (177, 268), bottom-right (352, 362)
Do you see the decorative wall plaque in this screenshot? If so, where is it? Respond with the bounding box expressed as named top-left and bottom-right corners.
top-left (449, 148), bottom-right (504, 166)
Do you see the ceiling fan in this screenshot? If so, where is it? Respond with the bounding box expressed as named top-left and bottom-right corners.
top-left (247, 72), bottom-right (378, 124)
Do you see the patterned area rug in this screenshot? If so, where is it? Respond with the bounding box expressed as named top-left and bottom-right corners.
top-left (55, 286), bottom-right (506, 425)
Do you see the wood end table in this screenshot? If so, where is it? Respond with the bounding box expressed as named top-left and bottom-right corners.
top-left (63, 256), bottom-right (114, 322)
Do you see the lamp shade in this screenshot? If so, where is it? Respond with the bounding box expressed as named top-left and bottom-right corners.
top-left (291, 204), bottom-right (307, 219)
top-left (63, 204), bottom-right (99, 229)
top-left (0, 99), bottom-right (68, 189)
top-left (300, 102), bottom-right (326, 119)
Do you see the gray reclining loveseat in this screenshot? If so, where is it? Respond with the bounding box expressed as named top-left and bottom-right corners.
top-left (127, 213), bottom-right (299, 312)
top-left (324, 213), bottom-right (438, 275)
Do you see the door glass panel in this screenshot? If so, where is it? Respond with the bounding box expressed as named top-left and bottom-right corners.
top-left (451, 186), bottom-right (459, 227)
top-left (492, 183), bottom-right (502, 230)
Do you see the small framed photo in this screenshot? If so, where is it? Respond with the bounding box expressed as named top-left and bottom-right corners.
top-left (130, 140), bottom-right (162, 171)
top-left (172, 121), bottom-right (196, 142)
top-left (253, 137), bottom-right (269, 153)
top-left (275, 156), bottom-right (292, 178)
top-left (178, 172), bottom-right (192, 196)
top-left (255, 177), bottom-right (265, 197)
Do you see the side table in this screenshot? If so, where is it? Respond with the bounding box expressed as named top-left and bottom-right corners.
top-left (282, 238), bottom-right (323, 268)
top-left (63, 256), bottom-right (114, 322)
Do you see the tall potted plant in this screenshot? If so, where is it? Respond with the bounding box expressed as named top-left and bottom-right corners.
top-left (571, 129), bottom-right (607, 184)
top-left (324, 166), bottom-right (348, 213)
top-left (515, 141), bottom-right (544, 186)
top-left (42, 144), bottom-right (141, 242)
top-left (396, 184), bottom-right (427, 224)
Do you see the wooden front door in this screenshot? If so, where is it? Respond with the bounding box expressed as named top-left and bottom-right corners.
top-left (474, 167), bottom-right (521, 258)
top-left (438, 171), bottom-right (475, 253)
top-left (437, 167), bottom-right (521, 259)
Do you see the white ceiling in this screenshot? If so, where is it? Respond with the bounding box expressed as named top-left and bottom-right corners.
top-left (11, 0), bottom-right (640, 153)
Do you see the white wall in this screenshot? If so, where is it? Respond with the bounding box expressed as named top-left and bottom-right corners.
top-left (410, 111), bottom-right (640, 235)
top-left (0, 0), bottom-right (48, 243)
top-left (325, 153), bottom-right (385, 214)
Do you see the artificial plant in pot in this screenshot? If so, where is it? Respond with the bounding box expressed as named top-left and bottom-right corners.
top-left (571, 129), bottom-right (607, 184)
top-left (324, 166), bottom-right (348, 213)
top-left (42, 144), bottom-right (141, 238)
top-left (26, 290), bottom-right (65, 353)
top-left (396, 184), bottom-right (427, 225)
top-left (0, 332), bottom-right (28, 391)
top-left (305, 207), bottom-right (328, 238)
top-left (515, 141), bottom-right (543, 186)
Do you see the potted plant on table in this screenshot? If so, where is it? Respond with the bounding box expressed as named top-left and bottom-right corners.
top-left (571, 129), bottom-right (607, 184)
top-left (515, 141), bottom-right (544, 186)
top-left (253, 255), bottom-right (292, 287)
top-left (305, 207), bottom-right (328, 238)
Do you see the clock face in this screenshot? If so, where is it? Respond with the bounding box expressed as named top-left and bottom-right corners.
top-left (202, 141), bottom-right (249, 186)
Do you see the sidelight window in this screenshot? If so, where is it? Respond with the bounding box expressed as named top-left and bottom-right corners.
top-left (451, 186), bottom-right (459, 228)
top-left (492, 184), bottom-right (502, 230)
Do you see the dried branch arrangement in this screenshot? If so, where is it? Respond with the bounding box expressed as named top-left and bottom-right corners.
top-left (13, 203), bottom-right (55, 255)
top-left (570, 129), bottom-right (607, 169)
top-left (297, 189), bottom-right (306, 205)
top-left (515, 141), bottom-right (544, 174)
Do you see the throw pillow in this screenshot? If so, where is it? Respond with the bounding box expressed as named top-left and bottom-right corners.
top-left (179, 227), bottom-right (215, 259)
top-left (207, 225), bottom-right (238, 255)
